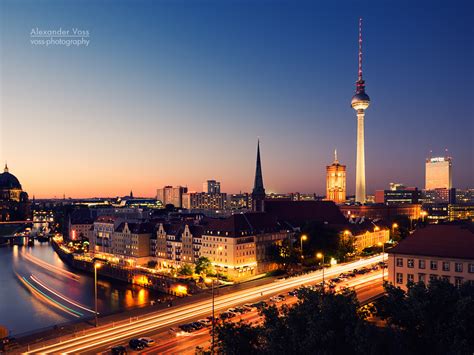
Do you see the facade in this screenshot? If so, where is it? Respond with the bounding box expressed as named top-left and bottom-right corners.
top-left (351, 19), bottom-right (370, 204)
top-left (113, 222), bottom-right (153, 263)
top-left (182, 192), bottom-right (227, 210)
top-left (339, 204), bottom-right (421, 222)
top-left (387, 225), bottom-right (474, 290)
top-left (92, 216), bottom-right (124, 254)
top-left (422, 188), bottom-right (456, 204)
top-left (326, 150), bottom-right (346, 204)
top-left (425, 156), bottom-right (452, 190)
top-left (456, 189), bottom-right (474, 204)
top-left (448, 204), bottom-right (474, 222)
top-left (200, 213), bottom-right (290, 279)
top-left (348, 228), bottom-right (390, 252)
top-left (156, 186), bottom-right (188, 208)
top-left (226, 193), bottom-right (251, 210)
top-left (203, 180), bottom-right (221, 194)
top-left (251, 140), bottom-right (266, 212)
top-left (0, 164), bottom-right (30, 221)
top-left (375, 188), bottom-right (421, 205)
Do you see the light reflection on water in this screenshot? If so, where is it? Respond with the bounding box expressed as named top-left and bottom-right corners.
top-left (0, 242), bottom-right (162, 335)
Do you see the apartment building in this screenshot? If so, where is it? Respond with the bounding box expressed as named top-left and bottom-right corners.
top-left (387, 225), bottom-right (474, 290)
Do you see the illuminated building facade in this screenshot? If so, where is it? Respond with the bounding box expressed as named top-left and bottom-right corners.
top-left (387, 225), bottom-right (474, 291)
top-left (425, 156), bottom-right (452, 190)
top-left (202, 180), bottom-right (221, 194)
top-left (156, 186), bottom-right (188, 208)
top-left (326, 150), bottom-right (346, 204)
top-left (182, 192), bottom-right (227, 210)
top-left (0, 164), bottom-right (30, 221)
top-left (351, 19), bottom-right (370, 204)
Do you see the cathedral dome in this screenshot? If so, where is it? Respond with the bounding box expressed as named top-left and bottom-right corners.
top-left (0, 165), bottom-right (22, 190)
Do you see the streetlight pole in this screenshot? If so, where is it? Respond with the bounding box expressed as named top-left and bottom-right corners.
top-left (94, 262), bottom-right (101, 327)
top-left (316, 252), bottom-right (325, 291)
top-left (211, 246), bottom-right (223, 354)
top-left (300, 234), bottom-right (307, 259)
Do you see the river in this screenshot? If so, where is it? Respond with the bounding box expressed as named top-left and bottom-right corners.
top-left (0, 242), bottom-right (162, 336)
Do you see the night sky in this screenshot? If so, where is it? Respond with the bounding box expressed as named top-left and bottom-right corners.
top-left (0, 0), bottom-right (472, 198)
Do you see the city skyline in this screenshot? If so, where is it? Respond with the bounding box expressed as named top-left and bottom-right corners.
top-left (1, 0), bottom-right (472, 198)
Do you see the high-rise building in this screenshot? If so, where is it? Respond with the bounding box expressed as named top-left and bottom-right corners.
top-left (351, 18), bottom-right (370, 204)
top-left (182, 192), bottom-right (227, 210)
top-left (156, 186), bottom-right (188, 208)
top-left (326, 149), bottom-right (346, 204)
top-left (425, 156), bottom-right (452, 190)
top-left (202, 180), bottom-right (221, 194)
top-left (252, 140), bottom-right (266, 212)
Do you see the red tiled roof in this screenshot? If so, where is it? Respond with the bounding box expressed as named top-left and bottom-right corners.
top-left (387, 225), bottom-right (474, 260)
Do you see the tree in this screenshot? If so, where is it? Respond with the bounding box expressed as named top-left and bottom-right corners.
top-left (301, 221), bottom-right (341, 259)
top-left (178, 263), bottom-right (194, 276)
top-left (266, 240), bottom-right (300, 270)
top-left (194, 257), bottom-right (213, 276)
top-left (215, 288), bottom-right (376, 354)
top-left (377, 279), bottom-right (474, 354)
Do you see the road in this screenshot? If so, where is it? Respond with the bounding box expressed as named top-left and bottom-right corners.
top-left (23, 254), bottom-right (385, 354)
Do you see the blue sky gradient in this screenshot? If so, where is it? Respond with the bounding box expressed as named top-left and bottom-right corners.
top-left (0, 0), bottom-right (472, 197)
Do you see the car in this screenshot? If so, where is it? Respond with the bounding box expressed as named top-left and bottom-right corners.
top-left (128, 339), bottom-right (146, 351)
top-left (138, 337), bottom-right (155, 347)
top-left (198, 318), bottom-right (212, 327)
top-left (288, 290), bottom-right (298, 296)
top-left (179, 324), bottom-right (196, 333)
top-left (234, 306), bottom-right (248, 314)
top-left (191, 322), bottom-right (204, 330)
top-left (270, 296), bottom-right (283, 302)
top-left (253, 301), bottom-right (268, 310)
top-left (220, 311), bottom-right (236, 320)
top-left (330, 277), bottom-right (341, 283)
top-left (227, 307), bottom-right (242, 314)
top-left (243, 303), bottom-right (254, 310)
top-left (278, 294), bottom-right (286, 300)
top-left (111, 345), bottom-right (127, 355)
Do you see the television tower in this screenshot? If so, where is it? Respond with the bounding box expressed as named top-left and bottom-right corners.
top-left (351, 18), bottom-right (370, 204)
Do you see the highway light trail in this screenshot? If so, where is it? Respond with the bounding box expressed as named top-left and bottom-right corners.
top-left (26, 254), bottom-right (384, 354)
top-left (16, 272), bottom-right (83, 318)
top-left (21, 252), bottom-right (80, 281)
top-left (29, 275), bottom-right (96, 314)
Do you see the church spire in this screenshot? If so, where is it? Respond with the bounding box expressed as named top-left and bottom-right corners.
top-left (334, 149), bottom-right (338, 164)
top-left (4, 163), bottom-right (8, 173)
top-left (252, 139), bottom-right (265, 211)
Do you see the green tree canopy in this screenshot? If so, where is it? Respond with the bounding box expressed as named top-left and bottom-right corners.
top-left (194, 257), bottom-right (213, 276)
top-left (178, 263), bottom-right (194, 276)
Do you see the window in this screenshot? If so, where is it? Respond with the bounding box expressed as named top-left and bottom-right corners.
top-left (407, 259), bottom-right (414, 268)
top-left (442, 262), bottom-right (450, 272)
top-left (429, 274), bottom-right (437, 282)
top-left (430, 261), bottom-right (438, 270)
top-left (455, 263), bottom-right (463, 273)
top-left (454, 277), bottom-right (463, 288)
top-left (442, 275), bottom-right (450, 282)
top-left (418, 273), bottom-right (425, 283)
top-left (407, 274), bottom-right (414, 283)
top-left (396, 258), bottom-right (403, 267)
top-left (419, 260), bottom-right (426, 269)
top-left (396, 273), bottom-right (403, 284)
top-left (469, 264), bottom-right (474, 273)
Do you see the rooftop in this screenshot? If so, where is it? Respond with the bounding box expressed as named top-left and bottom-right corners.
top-left (387, 224), bottom-right (474, 260)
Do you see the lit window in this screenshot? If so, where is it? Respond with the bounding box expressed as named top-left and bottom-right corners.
top-left (396, 273), bottom-right (403, 284)
top-left (430, 261), bottom-right (438, 270)
top-left (455, 263), bottom-right (463, 273)
top-left (407, 259), bottom-right (414, 268)
top-left (419, 260), bottom-right (426, 269)
top-left (442, 262), bottom-right (450, 271)
top-left (396, 258), bottom-right (403, 267)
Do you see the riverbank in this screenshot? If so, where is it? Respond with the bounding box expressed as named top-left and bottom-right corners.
top-left (52, 240), bottom-right (200, 295)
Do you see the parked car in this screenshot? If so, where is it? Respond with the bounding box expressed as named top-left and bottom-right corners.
top-left (111, 345), bottom-right (127, 355)
top-left (288, 289), bottom-right (298, 296)
top-left (179, 324), bottom-right (196, 333)
top-left (138, 337), bottom-right (155, 347)
top-left (128, 339), bottom-right (145, 351)
top-left (252, 301), bottom-right (268, 310)
top-left (243, 303), bottom-right (254, 310)
top-left (278, 294), bottom-right (286, 300)
top-left (234, 306), bottom-right (248, 314)
top-left (227, 307), bottom-right (242, 314)
top-left (169, 327), bottom-right (187, 336)
top-left (270, 296), bottom-right (283, 302)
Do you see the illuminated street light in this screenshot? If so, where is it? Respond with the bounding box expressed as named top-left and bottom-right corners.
top-left (300, 234), bottom-right (308, 259)
top-left (377, 241), bottom-right (385, 282)
top-left (316, 252), bottom-right (325, 289)
top-left (420, 211), bottom-right (428, 222)
top-left (94, 262), bottom-right (101, 327)
top-left (207, 246), bottom-right (223, 354)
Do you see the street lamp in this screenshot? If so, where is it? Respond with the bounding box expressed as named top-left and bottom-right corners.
top-left (316, 252), bottom-right (325, 290)
top-left (377, 241), bottom-right (385, 282)
top-left (300, 234), bottom-right (308, 259)
top-left (208, 245), bottom-right (223, 354)
top-left (94, 262), bottom-right (101, 327)
top-left (420, 211), bottom-right (427, 222)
